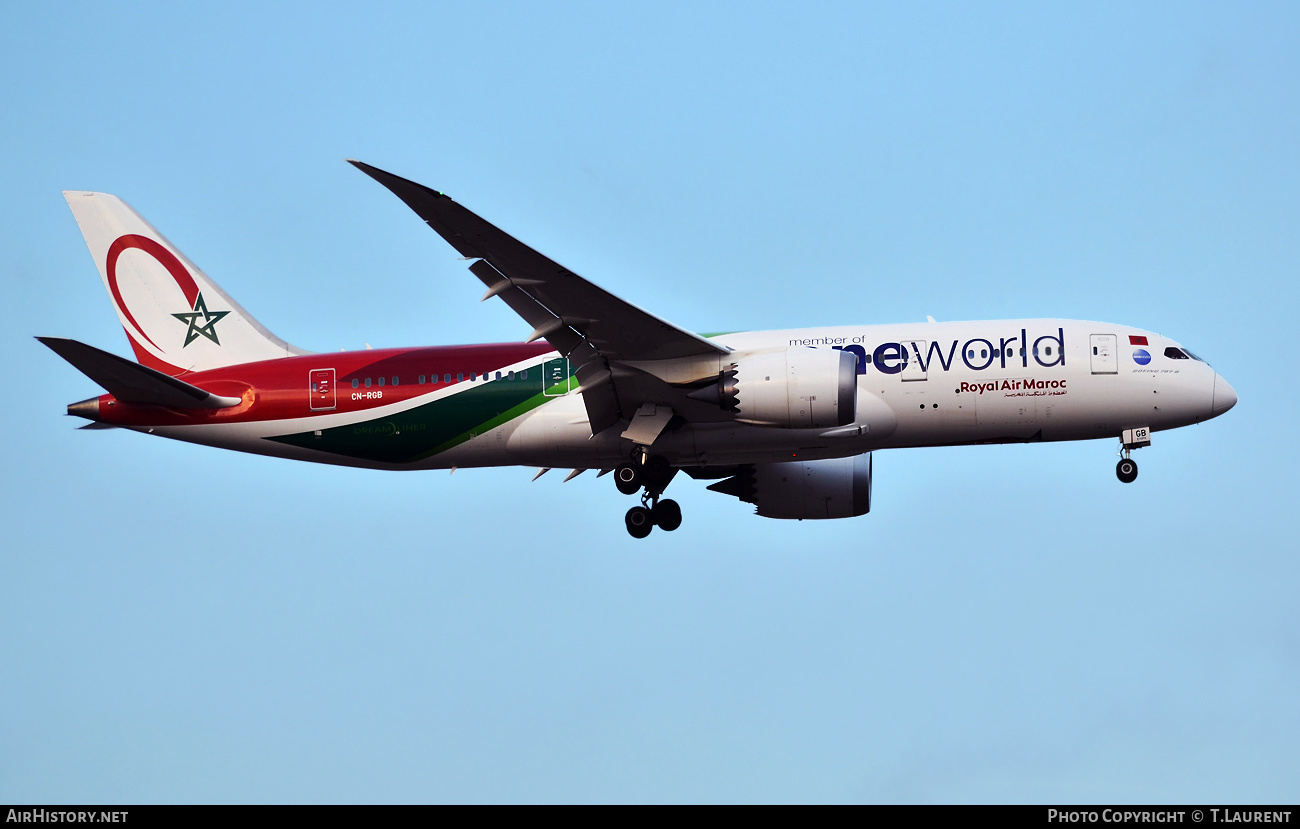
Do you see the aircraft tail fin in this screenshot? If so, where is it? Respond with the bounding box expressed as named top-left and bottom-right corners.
top-left (37, 337), bottom-right (242, 410)
top-left (62, 191), bottom-right (307, 376)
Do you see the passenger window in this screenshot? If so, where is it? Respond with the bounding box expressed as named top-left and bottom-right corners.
top-left (967, 350), bottom-right (974, 359)
top-left (520, 369), bottom-right (528, 380)
top-left (352, 378), bottom-right (359, 389)
top-left (1045, 346), bottom-right (1052, 356)
top-left (392, 376), bottom-right (399, 386)
top-left (457, 373), bottom-right (464, 382)
top-left (496, 371), bottom-right (502, 380)
top-left (508, 370), bottom-right (515, 380)
top-left (418, 374), bottom-right (425, 385)
top-left (378, 376), bottom-right (385, 387)
top-left (981, 349), bottom-right (988, 359)
top-left (365, 377), bottom-right (372, 388)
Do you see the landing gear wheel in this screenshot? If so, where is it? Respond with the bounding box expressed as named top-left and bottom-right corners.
top-left (642, 455), bottom-right (673, 494)
top-left (652, 499), bottom-right (682, 532)
top-left (614, 463), bottom-right (642, 495)
top-left (625, 506), bottom-right (653, 538)
top-left (1116, 458), bottom-right (1138, 484)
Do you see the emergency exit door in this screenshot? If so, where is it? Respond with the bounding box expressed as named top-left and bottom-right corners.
top-left (1090, 335), bottom-right (1117, 375)
top-left (900, 340), bottom-right (927, 381)
top-left (542, 358), bottom-right (572, 396)
top-left (309, 368), bottom-right (337, 410)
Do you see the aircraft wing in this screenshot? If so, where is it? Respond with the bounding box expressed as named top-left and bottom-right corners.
top-left (351, 161), bottom-right (731, 435)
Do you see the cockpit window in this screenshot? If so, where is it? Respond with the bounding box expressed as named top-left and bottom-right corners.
top-left (1163, 346), bottom-right (1207, 363)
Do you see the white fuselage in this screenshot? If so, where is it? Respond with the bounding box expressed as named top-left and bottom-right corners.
top-left (141, 318), bottom-right (1234, 472)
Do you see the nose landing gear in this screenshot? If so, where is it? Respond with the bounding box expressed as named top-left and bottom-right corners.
top-left (617, 451), bottom-right (682, 537)
top-left (1115, 427), bottom-right (1150, 484)
top-left (1116, 456), bottom-right (1138, 484)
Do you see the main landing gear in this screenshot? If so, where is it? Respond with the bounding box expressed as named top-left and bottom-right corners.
top-left (615, 451), bottom-right (681, 538)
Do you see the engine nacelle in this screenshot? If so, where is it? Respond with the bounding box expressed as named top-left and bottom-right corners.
top-left (689, 347), bottom-right (858, 428)
top-left (707, 454), bottom-right (872, 520)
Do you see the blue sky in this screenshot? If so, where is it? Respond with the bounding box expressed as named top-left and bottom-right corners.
top-left (2, 1), bottom-right (1297, 803)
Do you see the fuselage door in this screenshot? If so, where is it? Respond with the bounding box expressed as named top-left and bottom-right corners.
top-left (900, 340), bottom-right (927, 381)
top-left (310, 368), bottom-right (337, 411)
top-left (542, 358), bottom-right (572, 397)
top-left (1090, 334), bottom-right (1117, 375)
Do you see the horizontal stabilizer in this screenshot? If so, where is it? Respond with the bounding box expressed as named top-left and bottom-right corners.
top-left (37, 337), bottom-right (242, 409)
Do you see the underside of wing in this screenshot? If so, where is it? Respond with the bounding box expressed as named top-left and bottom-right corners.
top-left (350, 161), bottom-right (731, 435)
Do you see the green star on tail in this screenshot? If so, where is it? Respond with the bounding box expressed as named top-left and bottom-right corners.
top-left (172, 292), bottom-right (230, 347)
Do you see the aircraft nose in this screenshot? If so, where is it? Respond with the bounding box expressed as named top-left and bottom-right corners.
top-left (1212, 373), bottom-right (1238, 418)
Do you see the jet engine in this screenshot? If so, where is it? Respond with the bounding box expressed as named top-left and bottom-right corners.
top-left (687, 347), bottom-right (858, 428)
top-left (706, 454), bottom-right (872, 519)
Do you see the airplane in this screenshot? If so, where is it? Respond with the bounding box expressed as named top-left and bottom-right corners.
top-left (40, 161), bottom-right (1238, 538)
